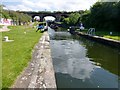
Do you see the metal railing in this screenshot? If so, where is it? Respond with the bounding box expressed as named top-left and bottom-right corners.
top-left (87, 28), bottom-right (95, 36)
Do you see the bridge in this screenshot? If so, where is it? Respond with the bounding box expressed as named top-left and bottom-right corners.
top-left (20, 11), bottom-right (83, 22)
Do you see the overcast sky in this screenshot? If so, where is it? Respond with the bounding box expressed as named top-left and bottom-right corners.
top-left (2, 0), bottom-right (98, 12)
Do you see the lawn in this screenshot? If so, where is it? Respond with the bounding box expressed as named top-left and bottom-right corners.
top-left (2, 25), bottom-right (42, 88)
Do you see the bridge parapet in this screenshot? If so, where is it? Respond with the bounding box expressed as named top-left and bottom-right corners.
top-left (21, 11), bottom-right (72, 22)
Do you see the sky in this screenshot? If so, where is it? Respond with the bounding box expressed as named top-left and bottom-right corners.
top-left (2, 0), bottom-right (98, 12)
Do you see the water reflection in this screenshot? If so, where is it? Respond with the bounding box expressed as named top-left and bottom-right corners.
top-left (51, 40), bottom-right (99, 80)
top-left (49, 29), bottom-right (119, 88)
top-left (79, 38), bottom-right (119, 76)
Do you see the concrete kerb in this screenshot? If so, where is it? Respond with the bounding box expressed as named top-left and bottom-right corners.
top-left (77, 32), bottom-right (120, 49)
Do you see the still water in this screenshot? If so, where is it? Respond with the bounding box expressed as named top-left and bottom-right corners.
top-left (48, 28), bottom-right (120, 88)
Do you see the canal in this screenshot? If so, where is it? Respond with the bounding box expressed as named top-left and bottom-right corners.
top-left (48, 28), bottom-right (120, 89)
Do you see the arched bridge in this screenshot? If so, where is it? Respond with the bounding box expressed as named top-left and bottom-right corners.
top-left (20, 11), bottom-right (83, 22)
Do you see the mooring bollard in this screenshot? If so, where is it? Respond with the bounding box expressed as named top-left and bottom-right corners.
top-left (4, 36), bottom-right (9, 41)
top-left (3, 36), bottom-right (14, 42)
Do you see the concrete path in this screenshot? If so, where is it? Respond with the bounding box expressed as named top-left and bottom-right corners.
top-left (0, 25), bottom-right (10, 32)
top-left (12, 32), bottom-right (57, 89)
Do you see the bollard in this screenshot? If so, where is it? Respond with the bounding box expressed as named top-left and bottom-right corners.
top-left (4, 36), bottom-right (9, 41)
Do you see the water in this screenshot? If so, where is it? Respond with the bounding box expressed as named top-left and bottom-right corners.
top-left (48, 28), bottom-right (120, 89)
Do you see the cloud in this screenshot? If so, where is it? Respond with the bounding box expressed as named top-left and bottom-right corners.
top-left (3, 0), bottom-right (98, 11)
top-left (22, 0), bottom-right (35, 7)
top-left (7, 5), bottom-right (32, 11)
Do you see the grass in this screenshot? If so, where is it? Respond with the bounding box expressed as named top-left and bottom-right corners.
top-left (103, 35), bottom-right (120, 41)
top-left (0, 25), bottom-right (3, 28)
top-left (0, 31), bottom-right (2, 90)
top-left (96, 31), bottom-right (120, 41)
top-left (78, 29), bottom-right (120, 41)
top-left (2, 25), bottom-right (42, 88)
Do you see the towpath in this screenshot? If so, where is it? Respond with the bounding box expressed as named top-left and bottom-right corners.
top-left (12, 32), bottom-right (56, 89)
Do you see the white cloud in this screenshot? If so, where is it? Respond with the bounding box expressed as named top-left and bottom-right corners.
top-left (7, 5), bottom-right (32, 11)
top-left (21, 0), bottom-right (35, 7)
top-left (3, 0), bottom-right (98, 11)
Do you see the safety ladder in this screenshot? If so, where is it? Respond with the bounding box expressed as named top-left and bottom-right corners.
top-left (87, 28), bottom-right (95, 36)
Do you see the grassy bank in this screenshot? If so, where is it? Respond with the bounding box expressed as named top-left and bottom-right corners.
top-left (2, 25), bottom-right (42, 88)
top-left (95, 31), bottom-right (120, 41)
top-left (79, 29), bottom-right (120, 41)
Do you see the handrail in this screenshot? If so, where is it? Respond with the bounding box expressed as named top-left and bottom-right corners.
top-left (87, 28), bottom-right (95, 36)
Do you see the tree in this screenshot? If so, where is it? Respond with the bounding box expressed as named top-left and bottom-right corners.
top-left (81, 11), bottom-right (91, 28)
top-left (1, 7), bottom-right (32, 25)
top-left (81, 1), bottom-right (120, 31)
top-left (69, 13), bottom-right (80, 25)
top-left (62, 17), bottom-right (70, 25)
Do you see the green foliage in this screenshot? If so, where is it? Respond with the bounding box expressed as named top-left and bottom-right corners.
top-left (81, 11), bottom-right (91, 28)
top-left (81, 2), bottom-right (120, 32)
top-left (10, 11), bottom-right (32, 25)
top-left (2, 25), bottom-right (42, 88)
top-left (62, 12), bottom-right (80, 26)
top-left (60, 16), bottom-right (65, 22)
top-left (1, 7), bottom-right (32, 25)
top-left (2, 10), bottom-right (10, 19)
top-left (69, 13), bottom-right (80, 25)
top-left (63, 18), bottom-right (70, 25)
